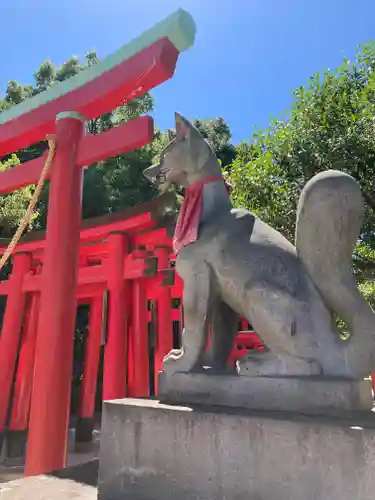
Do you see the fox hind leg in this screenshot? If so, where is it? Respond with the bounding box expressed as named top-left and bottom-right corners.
top-left (201, 301), bottom-right (238, 371)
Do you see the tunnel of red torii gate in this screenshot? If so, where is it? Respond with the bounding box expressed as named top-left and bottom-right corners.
top-left (0, 7), bottom-right (257, 478)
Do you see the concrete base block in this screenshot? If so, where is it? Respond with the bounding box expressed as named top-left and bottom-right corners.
top-left (99, 398), bottom-right (375, 500)
top-left (158, 371), bottom-right (373, 416)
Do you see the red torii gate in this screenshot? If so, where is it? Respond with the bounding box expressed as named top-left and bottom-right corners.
top-left (0, 194), bottom-right (177, 458)
top-left (0, 8), bottom-right (195, 476)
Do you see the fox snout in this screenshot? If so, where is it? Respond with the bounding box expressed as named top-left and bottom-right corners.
top-left (143, 163), bottom-right (162, 185)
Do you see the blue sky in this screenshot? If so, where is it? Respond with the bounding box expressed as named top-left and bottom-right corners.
top-left (1, 0), bottom-right (375, 144)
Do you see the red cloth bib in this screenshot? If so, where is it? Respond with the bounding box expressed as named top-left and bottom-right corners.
top-left (173, 175), bottom-right (230, 254)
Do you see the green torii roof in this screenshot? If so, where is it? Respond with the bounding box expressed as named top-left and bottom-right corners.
top-left (0, 8), bottom-right (196, 126)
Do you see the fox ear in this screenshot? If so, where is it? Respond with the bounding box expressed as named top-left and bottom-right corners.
top-left (175, 112), bottom-right (192, 140)
top-left (167, 129), bottom-right (175, 142)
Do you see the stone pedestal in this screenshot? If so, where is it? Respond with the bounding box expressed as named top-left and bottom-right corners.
top-left (98, 398), bottom-right (375, 500)
top-left (158, 371), bottom-right (373, 416)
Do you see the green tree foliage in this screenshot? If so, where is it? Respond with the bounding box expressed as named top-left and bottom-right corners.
top-left (194, 118), bottom-right (236, 167)
top-left (0, 155), bottom-right (38, 237)
top-left (34, 60), bottom-right (56, 92)
top-left (229, 42), bottom-right (375, 281)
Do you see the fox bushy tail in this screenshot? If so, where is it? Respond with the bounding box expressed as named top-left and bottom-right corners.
top-left (295, 170), bottom-right (375, 377)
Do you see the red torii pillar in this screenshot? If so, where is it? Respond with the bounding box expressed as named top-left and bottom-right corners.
top-left (0, 252), bottom-right (31, 442)
top-left (132, 279), bottom-right (150, 396)
top-left (26, 112), bottom-right (84, 476)
top-left (3, 294), bottom-right (40, 461)
top-left (153, 246), bottom-right (173, 393)
top-left (9, 293), bottom-right (40, 432)
top-left (102, 233), bottom-right (130, 400)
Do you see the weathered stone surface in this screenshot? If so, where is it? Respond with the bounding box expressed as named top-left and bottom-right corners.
top-left (99, 398), bottom-right (375, 500)
top-left (158, 371), bottom-right (373, 416)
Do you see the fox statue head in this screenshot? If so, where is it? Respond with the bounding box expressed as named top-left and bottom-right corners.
top-left (143, 112), bottom-right (222, 191)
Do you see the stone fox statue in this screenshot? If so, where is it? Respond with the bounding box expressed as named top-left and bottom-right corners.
top-left (144, 112), bottom-right (375, 379)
